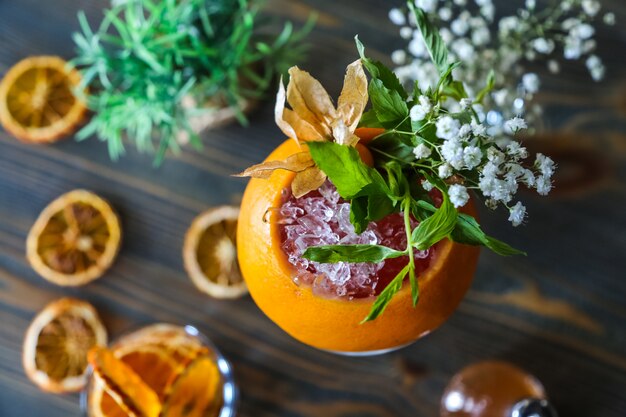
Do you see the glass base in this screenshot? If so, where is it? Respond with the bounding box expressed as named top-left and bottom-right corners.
top-left (323, 340), bottom-right (416, 357)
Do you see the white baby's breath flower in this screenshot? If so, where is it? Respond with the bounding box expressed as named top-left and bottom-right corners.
top-left (498, 16), bottom-right (519, 36)
top-left (391, 50), bottom-right (407, 65)
top-left (506, 142), bottom-right (528, 159)
top-left (535, 175), bottom-right (552, 195)
top-left (532, 38), bottom-right (555, 54)
top-left (535, 153), bottom-right (555, 177)
top-left (441, 139), bottom-right (465, 169)
top-left (440, 28), bottom-right (454, 43)
top-left (438, 163), bottom-right (453, 179)
top-left (480, 4), bottom-right (495, 21)
top-left (389, 8), bottom-right (406, 25)
top-left (487, 147), bottom-right (505, 165)
top-left (448, 184), bottom-right (470, 208)
top-left (451, 17), bottom-right (470, 36)
top-left (504, 117), bottom-right (527, 133)
top-left (471, 120), bottom-right (487, 136)
top-left (410, 95), bottom-right (432, 122)
top-left (451, 38), bottom-right (475, 61)
top-left (458, 124), bottom-right (472, 139)
top-left (493, 89), bottom-right (509, 107)
top-left (463, 146), bottom-right (483, 169)
top-left (400, 26), bottom-right (413, 39)
top-left (453, 0), bottom-right (467, 5)
top-left (436, 116), bottom-right (461, 140)
top-left (582, 0), bottom-right (601, 17)
top-left (416, 0), bottom-right (437, 13)
top-left (472, 26), bottom-right (491, 46)
top-left (571, 23), bottom-right (595, 40)
top-left (421, 179), bottom-right (434, 191)
top-left (413, 143), bottom-right (432, 159)
top-left (522, 73), bottom-right (540, 94)
top-left (548, 60), bottom-right (560, 74)
top-left (586, 55), bottom-right (605, 81)
top-left (522, 169), bottom-right (536, 187)
top-left (460, 98), bottom-right (473, 110)
top-left (526, 0), bottom-right (536, 9)
top-left (508, 201), bottom-right (526, 226)
top-left (485, 198), bottom-right (498, 210)
top-left (409, 37), bottom-right (428, 58)
top-left (439, 7), bottom-right (452, 21)
top-left (564, 37), bottom-right (583, 60)
top-left (603, 12), bottom-right (616, 26)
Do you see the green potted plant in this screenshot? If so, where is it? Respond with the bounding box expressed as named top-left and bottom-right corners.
top-left (72, 0), bottom-right (313, 164)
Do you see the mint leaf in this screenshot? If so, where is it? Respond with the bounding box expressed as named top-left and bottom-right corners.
top-left (350, 197), bottom-right (369, 234)
top-left (302, 244), bottom-right (405, 263)
top-left (355, 36), bottom-right (408, 100)
top-left (409, 5), bottom-right (449, 75)
top-left (369, 132), bottom-right (416, 164)
top-left (369, 79), bottom-right (409, 129)
top-left (411, 193), bottom-right (458, 250)
top-left (358, 109), bottom-right (383, 128)
top-left (362, 263), bottom-right (410, 322)
top-left (307, 141), bottom-right (384, 199)
top-left (451, 213), bottom-right (526, 256)
top-left (442, 80), bottom-right (468, 101)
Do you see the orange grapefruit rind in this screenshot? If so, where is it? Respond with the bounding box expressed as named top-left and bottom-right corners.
top-left (238, 138), bottom-right (480, 353)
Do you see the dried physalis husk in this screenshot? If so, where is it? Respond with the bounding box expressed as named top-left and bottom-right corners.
top-left (240, 59), bottom-right (368, 197)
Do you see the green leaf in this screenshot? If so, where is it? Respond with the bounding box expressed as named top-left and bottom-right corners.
top-left (442, 80), bottom-right (468, 100)
top-left (358, 109), bottom-right (383, 128)
top-left (307, 141), bottom-right (385, 199)
top-left (369, 133), bottom-right (416, 164)
top-left (476, 70), bottom-right (496, 103)
top-left (355, 36), bottom-right (408, 100)
top-left (450, 213), bottom-right (526, 256)
top-left (362, 263), bottom-right (410, 322)
top-left (302, 244), bottom-right (405, 264)
top-left (369, 79), bottom-right (409, 129)
top-left (350, 197), bottom-right (369, 234)
top-left (484, 236), bottom-right (527, 256)
top-left (409, 4), bottom-right (449, 75)
top-left (367, 193), bottom-right (395, 221)
top-left (411, 193), bottom-right (458, 250)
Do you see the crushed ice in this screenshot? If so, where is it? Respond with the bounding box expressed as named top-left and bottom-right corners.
top-left (279, 181), bottom-right (429, 299)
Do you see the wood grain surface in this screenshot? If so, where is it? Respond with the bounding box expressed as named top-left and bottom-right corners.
top-left (1, 0), bottom-right (625, 416)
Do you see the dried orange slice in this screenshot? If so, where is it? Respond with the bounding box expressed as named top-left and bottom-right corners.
top-left (88, 346), bottom-right (161, 417)
top-left (0, 56), bottom-right (86, 143)
top-left (183, 206), bottom-right (247, 299)
top-left (112, 324), bottom-right (205, 363)
top-left (26, 189), bottom-right (121, 286)
top-left (22, 298), bottom-right (107, 393)
top-left (160, 354), bottom-right (223, 417)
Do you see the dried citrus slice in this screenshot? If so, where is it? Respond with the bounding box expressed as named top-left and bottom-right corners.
top-left (88, 346), bottom-right (161, 417)
top-left (183, 206), bottom-right (247, 299)
top-left (160, 354), bottom-right (223, 417)
top-left (22, 298), bottom-right (107, 393)
top-left (0, 56), bottom-right (86, 143)
top-left (112, 324), bottom-right (205, 364)
top-left (26, 189), bottom-right (121, 286)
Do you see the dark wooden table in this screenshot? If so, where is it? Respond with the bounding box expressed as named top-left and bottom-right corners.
top-left (1, 1), bottom-right (625, 416)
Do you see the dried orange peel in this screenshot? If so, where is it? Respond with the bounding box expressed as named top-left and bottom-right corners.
top-left (22, 298), bottom-right (107, 393)
top-left (183, 206), bottom-right (247, 299)
top-left (26, 189), bottom-right (121, 286)
top-left (87, 324), bottom-right (223, 417)
top-left (160, 354), bottom-right (223, 417)
top-left (0, 56), bottom-right (86, 143)
top-left (88, 346), bottom-right (162, 417)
